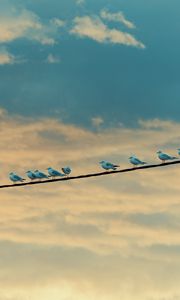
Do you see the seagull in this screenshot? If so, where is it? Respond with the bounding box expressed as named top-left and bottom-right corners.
top-left (9, 172), bottom-right (26, 183)
top-left (62, 167), bottom-right (72, 176)
top-left (34, 170), bottom-right (49, 179)
top-left (129, 156), bottom-right (146, 167)
top-left (47, 167), bottom-right (65, 178)
top-left (99, 160), bottom-right (120, 171)
top-left (157, 150), bottom-right (177, 163)
top-left (26, 170), bottom-right (37, 180)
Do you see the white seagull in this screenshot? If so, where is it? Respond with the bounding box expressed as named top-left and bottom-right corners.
top-left (157, 150), bottom-right (177, 163)
top-left (62, 167), bottom-right (72, 176)
top-left (47, 167), bottom-right (65, 178)
top-left (34, 170), bottom-right (49, 179)
top-left (99, 160), bottom-right (120, 171)
top-left (26, 170), bottom-right (37, 180)
top-left (129, 156), bottom-right (146, 167)
top-left (9, 172), bottom-right (26, 183)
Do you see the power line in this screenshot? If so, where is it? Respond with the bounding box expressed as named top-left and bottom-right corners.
top-left (0, 160), bottom-right (180, 190)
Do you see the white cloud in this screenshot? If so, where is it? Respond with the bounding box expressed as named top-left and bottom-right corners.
top-left (70, 16), bottom-right (145, 48)
top-left (0, 8), bottom-right (64, 45)
top-left (100, 9), bottom-right (136, 29)
top-left (76, 0), bottom-right (85, 5)
top-left (46, 54), bottom-right (61, 64)
top-left (0, 9), bottom-right (43, 43)
top-left (91, 116), bottom-right (104, 128)
top-left (0, 47), bottom-right (16, 65)
top-left (50, 18), bottom-right (66, 28)
top-left (0, 3), bottom-right (144, 54)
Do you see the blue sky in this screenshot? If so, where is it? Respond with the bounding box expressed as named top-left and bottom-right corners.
top-left (0, 0), bottom-right (180, 128)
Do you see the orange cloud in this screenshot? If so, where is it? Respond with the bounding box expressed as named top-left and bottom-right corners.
top-left (1, 108), bottom-right (180, 299)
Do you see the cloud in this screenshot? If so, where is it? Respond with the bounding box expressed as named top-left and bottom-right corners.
top-left (100, 9), bottom-right (136, 29)
top-left (0, 47), bottom-right (16, 65)
top-left (46, 53), bottom-right (61, 64)
top-left (50, 18), bottom-right (66, 28)
top-left (75, 0), bottom-right (85, 6)
top-left (91, 116), bottom-right (104, 128)
top-left (0, 107), bottom-right (180, 175)
top-left (0, 7), bottom-right (64, 45)
top-left (0, 2), bottom-right (144, 61)
top-left (70, 16), bottom-right (145, 48)
top-left (1, 108), bottom-right (180, 299)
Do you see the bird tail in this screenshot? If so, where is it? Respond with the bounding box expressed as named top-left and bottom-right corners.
top-left (142, 162), bottom-right (147, 165)
top-left (113, 165), bottom-right (120, 170)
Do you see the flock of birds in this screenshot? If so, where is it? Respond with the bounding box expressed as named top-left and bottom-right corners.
top-left (8, 150), bottom-right (180, 184)
top-left (9, 167), bottom-right (72, 184)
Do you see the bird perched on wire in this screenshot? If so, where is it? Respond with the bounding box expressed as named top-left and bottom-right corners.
top-left (26, 170), bottom-right (37, 180)
top-left (99, 160), bottom-right (119, 171)
top-left (62, 167), bottom-right (72, 176)
top-left (47, 167), bottom-right (65, 178)
top-left (34, 170), bottom-right (49, 179)
top-left (129, 156), bottom-right (146, 167)
top-left (157, 150), bottom-right (177, 163)
top-left (9, 172), bottom-right (26, 183)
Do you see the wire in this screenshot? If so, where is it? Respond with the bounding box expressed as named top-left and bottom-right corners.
top-left (0, 160), bottom-right (180, 190)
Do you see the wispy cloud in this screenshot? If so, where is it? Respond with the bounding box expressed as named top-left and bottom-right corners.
top-left (0, 8), bottom-right (64, 45)
top-left (46, 53), bottom-right (61, 64)
top-left (91, 116), bottom-right (104, 128)
top-left (100, 9), bottom-right (136, 29)
top-left (50, 18), bottom-right (66, 28)
top-left (70, 16), bottom-right (145, 48)
top-left (76, 0), bottom-right (85, 5)
top-left (0, 47), bottom-right (16, 65)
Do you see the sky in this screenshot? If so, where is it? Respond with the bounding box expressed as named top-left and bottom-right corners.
top-left (0, 0), bottom-right (180, 299)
